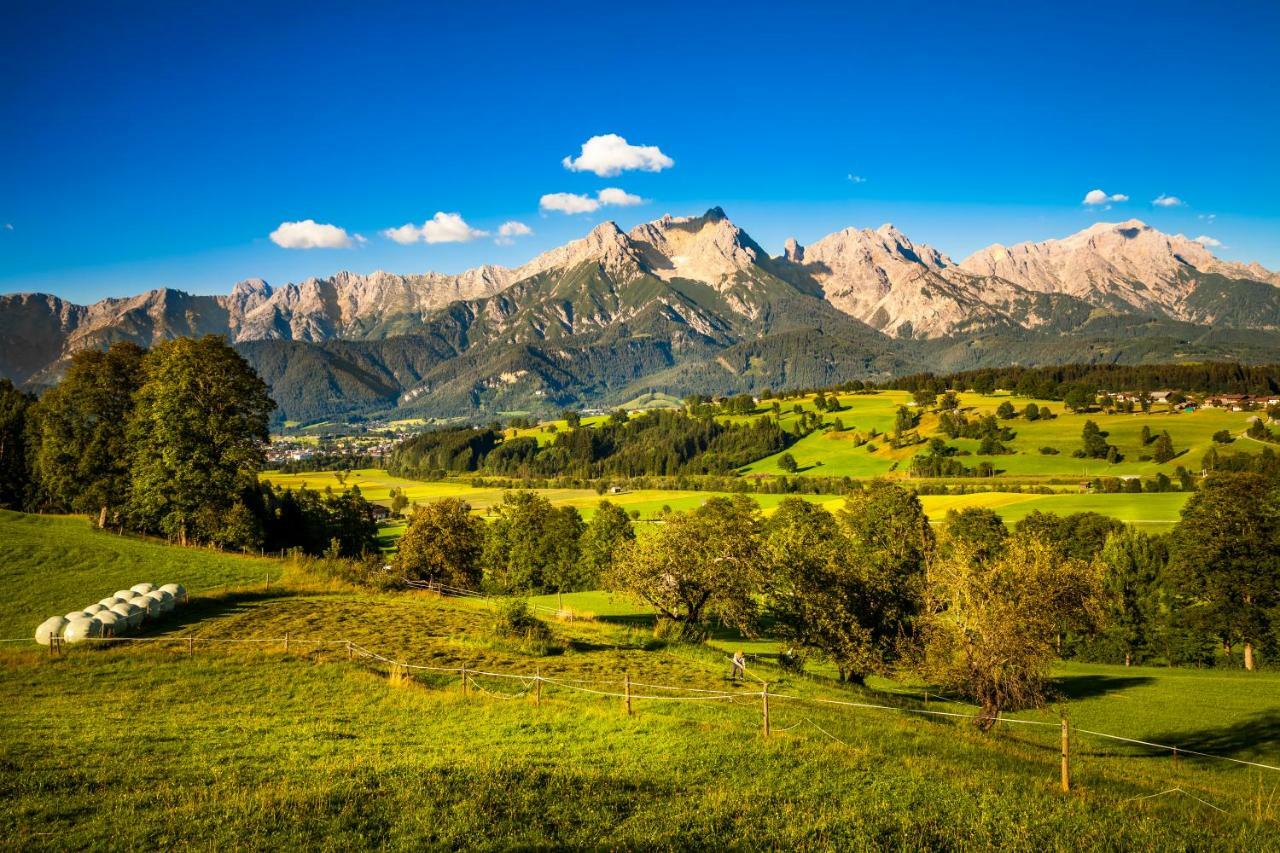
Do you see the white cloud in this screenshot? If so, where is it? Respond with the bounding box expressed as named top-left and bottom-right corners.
top-left (495, 220), bottom-right (533, 245)
top-left (269, 219), bottom-right (354, 249)
top-left (1198, 213), bottom-right (1217, 222)
top-left (1152, 194), bottom-right (1185, 207)
top-left (847, 174), bottom-right (867, 184)
top-left (540, 192), bottom-right (601, 214)
top-left (596, 187), bottom-right (644, 207)
top-left (1083, 189), bottom-right (1128, 206)
top-left (3, 223), bottom-right (12, 231)
top-left (381, 212), bottom-right (488, 245)
top-left (1194, 235), bottom-right (1224, 248)
top-left (561, 133), bottom-right (673, 177)
top-left (540, 187), bottom-right (647, 215)
top-left (382, 223), bottom-right (423, 244)
top-left (421, 212), bottom-right (487, 244)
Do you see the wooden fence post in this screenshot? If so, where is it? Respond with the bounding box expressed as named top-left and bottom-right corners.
top-left (284, 632), bottom-right (289, 654)
top-left (265, 573), bottom-right (269, 591)
top-left (535, 667), bottom-right (542, 706)
top-left (762, 682), bottom-right (771, 738)
top-left (347, 641), bottom-right (353, 661)
top-left (187, 637), bottom-right (194, 656)
top-left (624, 672), bottom-right (632, 716)
top-left (1061, 718), bottom-right (1070, 792)
top-left (460, 667), bottom-right (468, 696)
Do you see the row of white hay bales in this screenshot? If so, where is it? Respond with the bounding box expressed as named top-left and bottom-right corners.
top-left (34, 582), bottom-right (187, 646)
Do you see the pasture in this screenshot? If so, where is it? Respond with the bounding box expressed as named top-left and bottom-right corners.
top-left (0, 510), bottom-right (280, 640)
top-left (741, 391), bottom-right (1262, 480)
top-left (1, 555), bottom-right (1276, 848)
top-left (261, 468), bottom-right (1192, 552)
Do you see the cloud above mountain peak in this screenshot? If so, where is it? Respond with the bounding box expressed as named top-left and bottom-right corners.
top-left (269, 220), bottom-right (357, 249)
top-left (561, 134), bottom-right (673, 177)
top-left (381, 212), bottom-right (488, 245)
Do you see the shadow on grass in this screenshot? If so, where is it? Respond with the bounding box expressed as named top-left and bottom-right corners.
top-left (1143, 710), bottom-right (1280, 762)
top-left (1050, 674), bottom-right (1155, 700)
top-left (595, 613), bottom-right (658, 630)
top-left (139, 588), bottom-right (297, 635)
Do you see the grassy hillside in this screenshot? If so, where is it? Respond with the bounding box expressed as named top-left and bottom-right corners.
top-left (0, 510), bottom-right (282, 639)
top-left (741, 391), bottom-right (1261, 480)
top-left (1, 563), bottom-right (1276, 848)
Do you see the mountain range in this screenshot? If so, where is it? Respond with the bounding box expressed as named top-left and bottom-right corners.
top-left (4, 209), bottom-right (1278, 422)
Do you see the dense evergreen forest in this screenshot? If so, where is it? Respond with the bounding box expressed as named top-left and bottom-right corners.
top-left (879, 362), bottom-right (1280, 400)
top-left (386, 410), bottom-right (793, 480)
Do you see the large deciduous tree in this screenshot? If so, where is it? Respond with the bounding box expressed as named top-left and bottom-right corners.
top-left (578, 500), bottom-right (634, 588)
top-left (763, 498), bottom-right (873, 680)
top-left (826, 481), bottom-right (935, 681)
top-left (482, 490), bottom-right (586, 593)
top-left (127, 336), bottom-right (274, 546)
top-left (32, 342), bottom-right (144, 527)
top-left (607, 494), bottom-right (763, 631)
top-left (924, 531), bottom-right (1104, 729)
top-left (396, 498), bottom-right (484, 590)
top-left (1094, 527), bottom-right (1168, 666)
top-left (1167, 472), bottom-right (1280, 671)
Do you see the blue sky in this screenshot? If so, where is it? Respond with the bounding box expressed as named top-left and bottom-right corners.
top-left (3, 0), bottom-right (1278, 303)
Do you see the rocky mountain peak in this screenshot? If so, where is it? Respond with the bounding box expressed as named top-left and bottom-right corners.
top-left (625, 208), bottom-right (764, 288)
top-left (783, 237), bottom-right (803, 263)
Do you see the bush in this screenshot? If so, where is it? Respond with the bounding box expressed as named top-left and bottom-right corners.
top-left (652, 617), bottom-right (708, 644)
top-left (492, 600), bottom-right (557, 654)
top-left (1039, 446), bottom-right (1061, 455)
top-left (296, 553), bottom-right (401, 591)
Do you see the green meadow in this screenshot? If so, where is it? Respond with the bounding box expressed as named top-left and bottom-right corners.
top-left (1, 516), bottom-right (1276, 848)
top-left (741, 390), bottom-right (1260, 480)
top-left (261, 468), bottom-right (1192, 552)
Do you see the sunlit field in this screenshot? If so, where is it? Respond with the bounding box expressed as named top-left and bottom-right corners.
top-left (2, 539), bottom-right (1276, 848)
top-left (741, 391), bottom-right (1261, 480)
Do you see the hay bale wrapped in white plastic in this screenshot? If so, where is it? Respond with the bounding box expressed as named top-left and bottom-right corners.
top-left (134, 595), bottom-right (162, 619)
top-left (113, 590), bottom-right (135, 602)
top-left (63, 616), bottom-right (102, 644)
top-left (95, 610), bottom-right (122, 637)
top-left (110, 601), bottom-right (143, 630)
top-left (130, 582), bottom-right (155, 595)
top-left (99, 596), bottom-right (123, 608)
top-left (159, 583), bottom-right (186, 604)
top-left (147, 590), bottom-right (175, 614)
top-left (64, 611), bottom-right (88, 621)
top-left (35, 616), bottom-right (67, 646)
top-left (83, 603), bottom-right (108, 616)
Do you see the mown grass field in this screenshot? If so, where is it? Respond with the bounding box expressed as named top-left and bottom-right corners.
top-left (1, 521), bottom-right (1277, 848)
top-left (0, 510), bottom-right (281, 639)
top-left (262, 469), bottom-right (1192, 552)
top-left (740, 391), bottom-right (1262, 480)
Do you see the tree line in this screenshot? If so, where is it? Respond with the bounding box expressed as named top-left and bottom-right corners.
top-left (883, 362), bottom-right (1280, 401)
top-left (396, 472), bottom-right (1278, 724)
top-left (0, 338), bottom-right (377, 557)
top-left (386, 409), bottom-right (794, 480)
top-left (394, 493), bottom-right (635, 595)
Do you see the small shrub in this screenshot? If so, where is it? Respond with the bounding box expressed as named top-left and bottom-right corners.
top-left (1038, 446), bottom-right (1060, 455)
top-left (652, 617), bottom-right (708, 644)
top-left (492, 600), bottom-right (558, 654)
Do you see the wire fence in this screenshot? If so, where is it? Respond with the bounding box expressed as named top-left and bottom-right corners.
top-left (12, 630), bottom-right (1280, 777)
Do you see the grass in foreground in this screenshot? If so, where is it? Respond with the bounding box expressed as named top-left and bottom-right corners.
top-left (1, 569), bottom-right (1277, 849)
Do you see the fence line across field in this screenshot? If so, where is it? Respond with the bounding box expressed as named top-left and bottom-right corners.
top-left (16, 629), bottom-right (1280, 783)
